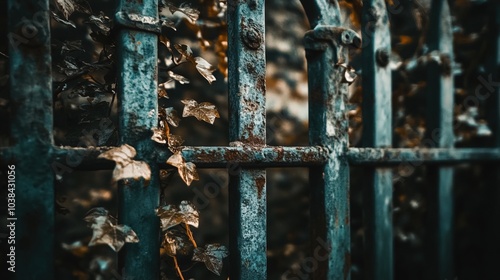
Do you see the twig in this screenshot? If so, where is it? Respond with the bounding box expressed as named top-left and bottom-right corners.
top-left (173, 256), bottom-right (185, 280)
top-left (184, 223), bottom-right (197, 248)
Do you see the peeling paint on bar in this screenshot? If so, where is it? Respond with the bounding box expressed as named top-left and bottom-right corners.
top-left (227, 0), bottom-right (267, 279)
top-left (7, 0), bottom-right (54, 278)
top-left (304, 2), bottom-right (356, 278)
top-left (361, 0), bottom-right (393, 278)
top-left (115, 0), bottom-right (160, 279)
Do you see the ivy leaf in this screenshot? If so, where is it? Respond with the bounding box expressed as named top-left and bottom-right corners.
top-left (151, 127), bottom-right (167, 144)
top-left (194, 57), bottom-right (216, 84)
top-left (166, 152), bottom-right (199, 186)
top-left (51, 11), bottom-right (76, 28)
top-left (192, 244), bottom-right (229, 276)
top-left (160, 17), bottom-right (177, 31)
top-left (161, 230), bottom-right (193, 257)
top-left (181, 99), bottom-right (220, 124)
top-left (167, 134), bottom-right (184, 149)
top-left (156, 201), bottom-right (199, 230)
top-left (158, 81), bottom-right (174, 99)
top-left (54, 0), bottom-right (76, 20)
top-left (84, 207), bottom-right (139, 252)
top-left (168, 71), bottom-right (190, 84)
top-left (165, 107), bottom-right (180, 127)
top-left (98, 144), bottom-right (151, 184)
top-left (174, 44), bottom-right (194, 61)
top-left (166, 2), bottom-right (200, 23)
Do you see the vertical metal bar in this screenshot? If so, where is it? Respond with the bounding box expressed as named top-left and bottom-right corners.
top-left (7, 0), bottom-right (54, 278)
top-left (116, 0), bottom-right (159, 279)
top-left (361, 0), bottom-right (393, 279)
top-left (425, 0), bottom-right (454, 279)
top-left (484, 0), bottom-right (500, 276)
top-left (304, 3), bottom-right (355, 278)
top-left (227, 1), bottom-right (267, 279)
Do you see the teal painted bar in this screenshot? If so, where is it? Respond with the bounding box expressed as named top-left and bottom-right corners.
top-left (227, 0), bottom-right (267, 279)
top-left (304, 2), bottom-right (356, 276)
top-left (116, 0), bottom-right (160, 279)
top-left (7, 0), bottom-right (54, 279)
top-left (361, 0), bottom-right (393, 278)
top-left (425, 0), bottom-right (455, 279)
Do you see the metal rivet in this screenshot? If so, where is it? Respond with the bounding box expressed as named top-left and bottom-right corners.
top-left (376, 48), bottom-right (390, 67)
top-left (242, 23), bottom-right (261, 50)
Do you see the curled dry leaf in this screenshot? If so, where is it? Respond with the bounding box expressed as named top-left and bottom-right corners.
top-left (84, 207), bottom-right (139, 252)
top-left (161, 230), bottom-right (192, 257)
top-left (194, 57), bottom-right (216, 84)
top-left (98, 144), bottom-right (151, 184)
top-left (151, 127), bottom-right (167, 144)
top-left (156, 201), bottom-right (199, 230)
top-left (181, 99), bottom-right (220, 124)
top-left (174, 44), bottom-right (194, 61)
top-left (336, 62), bottom-right (357, 85)
top-left (165, 2), bottom-right (200, 23)
top-left (168, 71), bottom-right (190, 84)
top-left (166, 152), bottom-right (199, 186)
top-left (192, 244), bottom-right (229, 276)
top-left (165, 107), bottom-right (180, 127)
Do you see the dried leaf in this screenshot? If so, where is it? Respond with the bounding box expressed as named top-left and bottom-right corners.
top-left (174, 44), bottom-right (194, 61)
top-left (61, 40), bottom-right (85, 54)
top-left (158, 82), bottom-right (174, 98)
top-left (98, 144), bottom-right (151, 184)
top-left (88, 12), bottom-right (112, 36)
top-left (162, 230), bottom-right (192, 257)
top-left (160, 17), bottom-right (177, 31)
top-left (168, 134), bottom-right (184, 148)
top-left (51, 11), bottom-right (76, 28)
top-left (166, 152), bottom-right (199, 186)
top-left (165, 107), bottom-right (180, 127)
top-left (194, 57), bottom-right (216, 84)
top-left (192, 244), bottom-right (229, 276)
top-left (151, 127), bottom-right (167, 144)
top-left (156, 201), bottom-right (199, 230)
top-left (84, 207), bottom-right (139, 252)
top-left (168, 71), bottom-right (190, 84)
top-left (181, 99), bottom-right (220, 124)
top-left (159, 35), bottom-right (171, 48)
top-left (54, 0), bottom-right (76, 20)
top-left (166, 2), bottom-right (200, 23)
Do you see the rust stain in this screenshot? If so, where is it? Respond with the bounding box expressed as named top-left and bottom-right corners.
top-left (255, 176), bottom-right (265, 199)
top-left (343, 252), bottom-right (351, 280)
top-left (275, 147), bottom-right (284, 161)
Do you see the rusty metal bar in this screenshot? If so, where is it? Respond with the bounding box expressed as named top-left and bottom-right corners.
top-left (425, 0), bottom-right (455, 278)
top-left (7, 0), bottom-right (54, 278)
top-left (304, 3), bottom-right (357, 278)
top-left (348, 148), bottom-right (500, 165)
top-left (361, 0), bottom-right (393, 278)
top-left (227, 0), bottom-right (267, 279)
top-left (115, 0), bottom-right (160, 278)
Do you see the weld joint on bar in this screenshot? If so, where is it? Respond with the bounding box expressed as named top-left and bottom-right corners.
top-left (304, 25), bottom-right (362, 51)
top-left (115, 11), bottom-right (161, 34)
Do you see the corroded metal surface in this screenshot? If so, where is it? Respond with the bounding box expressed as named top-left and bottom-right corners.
top-left (227, 0), bottom-right (267, 279)
top-left (361, 0), bottom-right (393, 278)
top-left (304, 4), bottom-right (357, 278)
top-left (7, 0), bottom-right (54, 278)
top-left (116, 0), bottom-right (160, 279)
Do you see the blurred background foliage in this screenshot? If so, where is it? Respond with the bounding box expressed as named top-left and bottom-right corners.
top-left (0, 0), bottom-right (498, 279)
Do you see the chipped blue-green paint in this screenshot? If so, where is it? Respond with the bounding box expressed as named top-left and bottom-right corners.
top-left (361, 0), bottom-right (393, 278)
top-left (7, 0), bottom-right (54, 278)
top-left (347, 148), bottom-right (500, 165)
top-left (227, 0), bottom-right (267, 279)
top-left (304, 3), bottom-right (359, 276)
top-left (425, 0), bottom-right (454, 279)
top-left (116, 0), bottom-right (160, 279)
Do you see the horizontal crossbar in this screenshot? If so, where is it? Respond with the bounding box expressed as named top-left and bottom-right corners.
top-left (348, 148), bottom-right (500, 165)
top-left (1, 146), bottom-right (499, 170)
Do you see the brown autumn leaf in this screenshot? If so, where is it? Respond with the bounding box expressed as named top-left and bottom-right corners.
top-left (181, 99), bottom-right (220, 124)
top-left (174, 44), bottom-right (194, 61)
top-left (194, 57), bottom-right (216, 84)
top-left (161, 230), bottom-right (193, 257)
top-left (168, 71), bottom-right (190, 84)
top-left (151, 127), bottom-right (167, 144)
top-left (166, 2), bottom-right (200, 23)
top-left (165, 107), bottom-right (180, 127)
top-left (98, 144), bottom-right (151, 184)
top-left (54, 0), bottom-right (76, 20)
top-left (166, 152), bottom-right (199, 186)
top-left (167, 134), bottom-right (184, 149)
top-left (192, 244), bottom-right (229, 276)
top-left (84, 207), bottom-right (139, 252)
top-left (158, 81), bottom-right (174, 98)
top-left (155, 201), bottom-right (199, 230)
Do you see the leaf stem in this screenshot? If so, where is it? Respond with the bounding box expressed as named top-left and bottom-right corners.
top-left (173, 256), bottom-right (185, 280)
top-left (185, 223), bottom-right (197, 248)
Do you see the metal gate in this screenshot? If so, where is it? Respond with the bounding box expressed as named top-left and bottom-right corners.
top-left (2, 0), bottom-right (500, 279)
